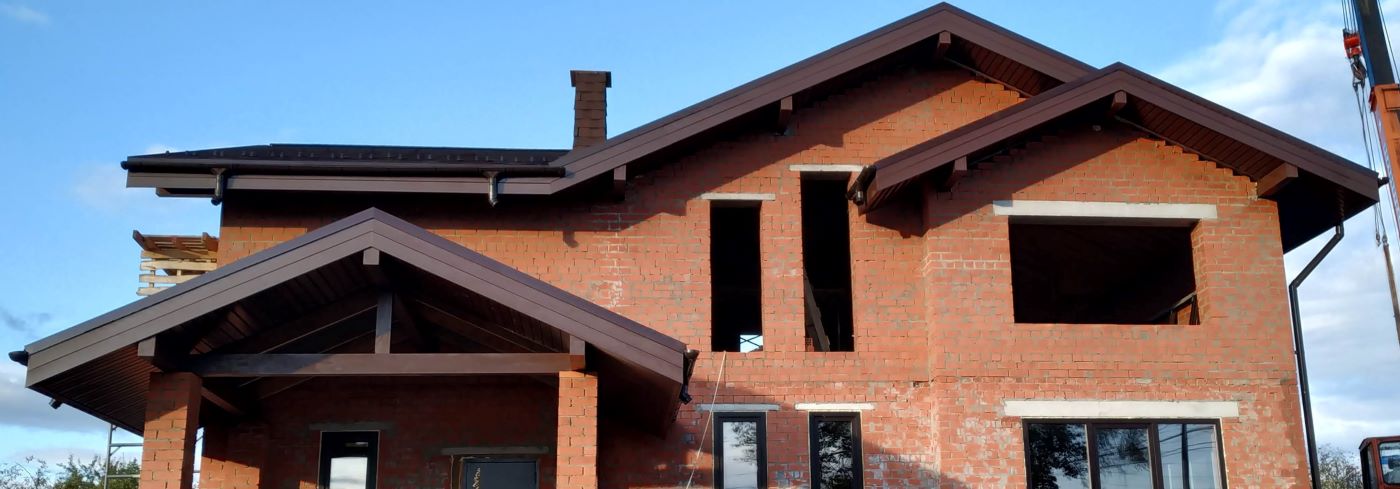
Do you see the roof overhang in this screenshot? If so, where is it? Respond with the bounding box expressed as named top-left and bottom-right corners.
top-left (21, 209), bottom-right (691, 434)
top-left (849, 64), bottom-right (1381, 250)
top-left (123, 3), bottom-right (1091, 200)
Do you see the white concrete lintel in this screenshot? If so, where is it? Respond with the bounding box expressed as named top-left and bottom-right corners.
top-left (700, 192), bottom-right (777, 201)
top-left (789, 164), bottom-right (865, 173)
top-left (1003, 400), bottom-right (1240, 419)
top-left (795, 403), bottom-right (875, 412)
top-left (992, 200), bottom-right (1217, 226)
top-left (697, 403), bottom-right (780, 412)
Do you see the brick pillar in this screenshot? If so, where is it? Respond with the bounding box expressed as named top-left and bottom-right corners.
top-left (557, 371), bottom-right (599, 489)
top-left (141, 372), bottom-right (202, 489)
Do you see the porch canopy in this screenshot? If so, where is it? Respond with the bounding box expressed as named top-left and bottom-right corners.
top-left (18, 208), bottom-right (691, 434)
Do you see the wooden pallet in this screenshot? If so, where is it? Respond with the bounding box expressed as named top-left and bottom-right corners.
top-left (133, 230), bottom-right (218, 296)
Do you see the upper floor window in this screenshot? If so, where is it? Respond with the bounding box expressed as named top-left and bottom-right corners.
top-left (319, 431), bottom-right (379, 489)
top-left (712, 202), bottom-right (764, 352)
top-left (1010, 223), bottom-right (1197, 325)
top-left (1024, 421), bottom-right (1224, 489)
top-left (800, 174), bottom-right (855, 351)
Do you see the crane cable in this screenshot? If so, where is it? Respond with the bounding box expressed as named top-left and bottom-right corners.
top-left (1348, 32), bottom-right (1400, 344)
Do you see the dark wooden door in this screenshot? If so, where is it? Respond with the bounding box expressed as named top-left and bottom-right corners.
top-left (459, 460), bottom-right (538, 489)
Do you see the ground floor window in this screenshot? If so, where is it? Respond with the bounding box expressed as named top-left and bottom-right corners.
top-left (1024, 421), bottom-right (1224, 489)
top-left (809, 413), bottom-right (861, 489)
top-left (318, 432), bottom-right (379, 489)
top-left (456, 458), bottom-right (538, 489)
top-left (716, 413), bottom-right (767, 489)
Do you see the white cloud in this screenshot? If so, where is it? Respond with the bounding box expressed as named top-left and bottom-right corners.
top-left (69, 144), bottom-right (211, 221)
top-left (0, 363), bottom-right (107, 435)
top-left (0, 3), bottom-right (48, 25)
top-left (1158, 0), bottom-right (1400, 450)
top-left (142, 144), bottom-right (180, 155)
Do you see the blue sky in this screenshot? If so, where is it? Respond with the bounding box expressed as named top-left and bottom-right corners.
top-left (1, 0), bottom-right (1397, 465)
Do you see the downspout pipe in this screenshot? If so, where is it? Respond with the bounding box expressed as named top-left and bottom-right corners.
top-left (1288, 223), bottom-right (1343, 489)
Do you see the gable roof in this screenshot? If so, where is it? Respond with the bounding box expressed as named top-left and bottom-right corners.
top-left (848, 63), bottom-right (1380, 250)
top-left (122, 3), bottom-right (1092, 198)
top-left (22, 209), bottom-right (688, 432)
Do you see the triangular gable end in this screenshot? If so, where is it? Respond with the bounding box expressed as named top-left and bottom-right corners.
top-left (22, 208), bottom-right (689, 433)
top-left (850, 63), bottom-right (1380, 251)
top-left (544, 3), bottom-right (1095, 194)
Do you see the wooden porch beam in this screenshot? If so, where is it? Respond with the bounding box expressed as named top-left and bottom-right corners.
top-left (393, 295), bottom-right (434, 352)
top-left (137, 337), bottom-right (180, 372)
top-left (1258, 163), bottom-right (1298, 197)
top-left (1108, 90), bottom-right (1128, 116)
top-left (934, 31), bottom-right (952, 60)
top-left (612, 165), bottom-right (627, 201)
top-left (200, 385), bottom-right (249, 417)
top-left (192, 353), bottom-right (576, 377)
top-left (939, 156), bottom-right (968, 191)
top-left (363, 248), bottom-right (389, 288)
top-left (776, 96), bottom-right (794, 134)
top-left (410, 298), bottom-right (555, 353)
top-left (138, 337), bottom-right (250, 416)
top-left (374, 291), bottom-right (393, 354)
top-left (227, 290), bottom-right (378, 354)
top-left (568, 335), bottom-right (586, 371)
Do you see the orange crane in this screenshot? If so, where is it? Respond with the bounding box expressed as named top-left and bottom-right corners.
top-left (1344, 0), bottom-right (1400, 487)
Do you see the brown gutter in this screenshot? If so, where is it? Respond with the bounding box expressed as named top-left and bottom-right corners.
top-left (121, 158), bottom-right (566, 177)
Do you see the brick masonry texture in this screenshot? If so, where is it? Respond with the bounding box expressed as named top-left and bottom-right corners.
top-left (205, 65), bottom-right (1307, 488)
top-left (141, 373), bottom-right (202, 489)
top-left (199, 377), bottom-right (559, 489)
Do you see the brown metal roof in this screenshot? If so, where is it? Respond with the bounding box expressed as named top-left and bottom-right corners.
top-left (849, 63), bottom-right (1381, 250)
top-left (23, 208), bottom-right (688, 433)
top-left (125, 144), bottom-right (566, 174)
top-left (123, 3), bottom-right (1092, 197)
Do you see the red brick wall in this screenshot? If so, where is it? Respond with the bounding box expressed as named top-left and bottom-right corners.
top-left (914, 124), bottom-right (1302, 486)
top-left (202, 377), bottom-right (558, 489)
top-left (208, 64), bottom-right (1307, 488)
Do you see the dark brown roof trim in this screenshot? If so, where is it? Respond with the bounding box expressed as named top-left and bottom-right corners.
top-left (851, 63), bottom-right (1380, 211)
top-left (122, 159), bottom-right (566, 177)
top-left (25, 208), bottom-right (687, 387)
top-left (540, 3), bottom-right (1093, 195)
top-left (126, 3), bottom-right (1091, 199)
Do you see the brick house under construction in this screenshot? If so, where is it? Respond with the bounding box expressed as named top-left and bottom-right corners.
top-left (10, 4), bottom-right (1383, 489)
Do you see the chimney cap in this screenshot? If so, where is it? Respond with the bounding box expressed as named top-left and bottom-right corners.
top-left (570, 70), bottom-right (612, 88)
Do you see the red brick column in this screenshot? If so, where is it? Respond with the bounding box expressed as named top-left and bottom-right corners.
top-left (141, 372), bottom-right (202, 489)
top-left (557, 371), bottom-right (598, 489)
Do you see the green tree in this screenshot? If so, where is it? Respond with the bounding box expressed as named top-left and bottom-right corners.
top-left (1319, 444), bottom-right (1362, 489)
top-left (0, 456), bottom-right (138, 489)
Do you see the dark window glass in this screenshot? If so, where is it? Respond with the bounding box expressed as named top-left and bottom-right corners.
top-left (1382, 441), bottom-right (1400, 485)
top-left (1025, 422), bottom-right (1225, 489)
top-left (459, 459), bottom-right (537, 489)
top-left (1185, 425), bottom-right (1224, 489)
top-left (1027, 424), bottom-right (1090, 489)
top-left (1157, 424), bottom-right (1187, 489)
top-left (711, 203), bottom-right (763, 352)
top-left (318, 432), bottom-right (378, 489)
top-left (810, 414), bottom-right (862, 489)
top-left (716, 413), bottom-right (767, 489)
top-left (1009, 223), bottom-right (1197, 324)
top-left (1095, 427), bottom-right (1152, 489)
top-left (800, 175), bottom-right (855, 351)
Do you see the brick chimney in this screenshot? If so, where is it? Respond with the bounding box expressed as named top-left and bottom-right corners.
top-left (570, 70), bottom-right (611, 149)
